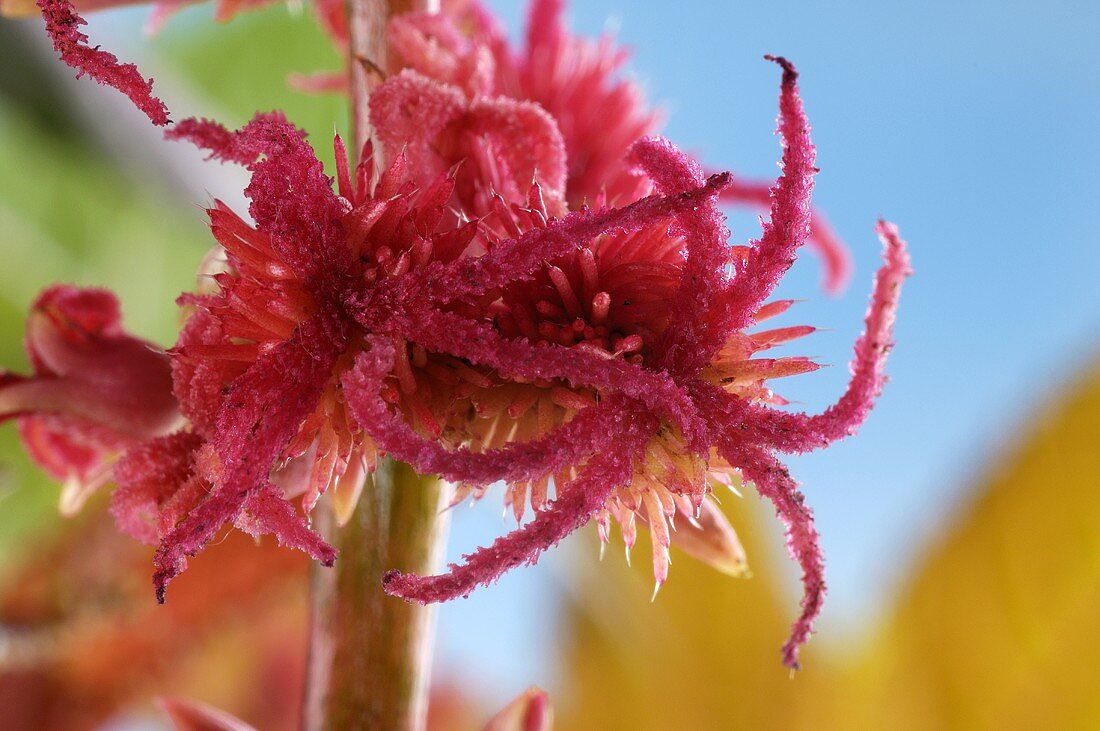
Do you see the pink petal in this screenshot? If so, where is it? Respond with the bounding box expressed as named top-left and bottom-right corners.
top-left (310, 0), bottom-right (346, 44)
top-left (111, 431), bottom-right (205, 544)
top-left (236, 483), bottom-right (339, 562)
top-left (211, 0), bottom-right (271, 23)
top-left (144, 0), bottom-right (190, 37)
top-left (288, 70), bottom-right (348, 95)
top-left (388, 10), bottom-right (496, 96)
top-left (152, 313), bottom-right (343, 601)
top-left (1, 286), bottom-right (179, 438)
top-left (523, 0), bottom-right (564, 55)
top-left (661, 498), bottom-right (749, 577)
top-left (11, 414), bottom-right (120, 506)
top-left (519, 0), bottom-right (660, 206)
top-left (368, 69), bottom-right (475, 184)
top-left (1, 286), bottom-right (179, 499)
top-left (465, 94), bottom-right (568, 199)
top-left (158, 697), bottom-right (257, 731)
top-left (369, 69), bottom-right (567, 208)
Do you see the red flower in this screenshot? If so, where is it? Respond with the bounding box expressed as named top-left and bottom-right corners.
top-left (0, 285), bottom-right (180, 513)
top-left (389, 0), bottom-right (852, 293)
top-left (351, 60), bottom-right (910, 669)
top-left (21, 0), bottom-right (911, 668)
top-left (155, 107), bottom-right (727, 602)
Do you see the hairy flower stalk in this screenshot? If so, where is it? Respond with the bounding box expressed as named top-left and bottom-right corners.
top-left (6, 1), bottom-right (911, 714)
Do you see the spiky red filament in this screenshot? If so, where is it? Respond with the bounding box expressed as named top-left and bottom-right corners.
top-left (721, 442), bottom-right (823, 670)
top-left (718, 179), bottom-right (852, 296)
top-left (381, 405), bottom-right (658, 603)
top-left (36, 0), bottom-right (170, 125)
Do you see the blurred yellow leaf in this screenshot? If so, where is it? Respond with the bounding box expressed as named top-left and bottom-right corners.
top-left (558, 495), bottom-right (832, 731)
top-left (559, 365), bottom-right (1100, 729)
top-left (839, 367), bottom-right (1100, 729)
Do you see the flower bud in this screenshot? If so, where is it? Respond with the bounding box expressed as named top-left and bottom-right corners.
top-left (484, 686), bottom-right (554, 731)
top-left (0, 285), bottom-right (180, 512)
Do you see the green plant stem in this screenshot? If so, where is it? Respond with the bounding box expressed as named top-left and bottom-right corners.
top-left (302, 458), bottom-right (451, 731)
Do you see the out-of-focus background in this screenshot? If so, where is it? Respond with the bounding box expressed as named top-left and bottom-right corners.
top-left (0, 1), bottom-right (1097, 728)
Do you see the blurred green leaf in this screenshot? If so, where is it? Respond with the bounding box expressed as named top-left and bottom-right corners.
top-left (156, 4), bottom-right (346, 167)
top-left (0, 103), bottom-right (209, 575)
top-left (0, 106), bottom-right (209, 341)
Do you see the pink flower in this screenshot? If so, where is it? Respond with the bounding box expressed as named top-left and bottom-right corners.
top-left (361, 59), bottom-right (911, 669)
top-left (390, 0), bottom-right (655, 208)
top-left (389, 0), bottom-right (852, 293)
top-left (369, 69), bottom-right (568, 216)
top-left (153, 108), bottom-right (727, 602)
top-left (0, 285), bottom-right (180, 513)
top-left (159, 697), bottom-right (258, 731)
top-left (22, 0), bottom-right (911, 668)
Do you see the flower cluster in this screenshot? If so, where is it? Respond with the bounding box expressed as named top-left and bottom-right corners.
top-left (0, 0), bottom-right (909, 667)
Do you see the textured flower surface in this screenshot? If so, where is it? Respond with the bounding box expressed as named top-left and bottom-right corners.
top-left (11, 0), bottom-right (911, 668)
top-left (388, 0), bottom-right (853, 293)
